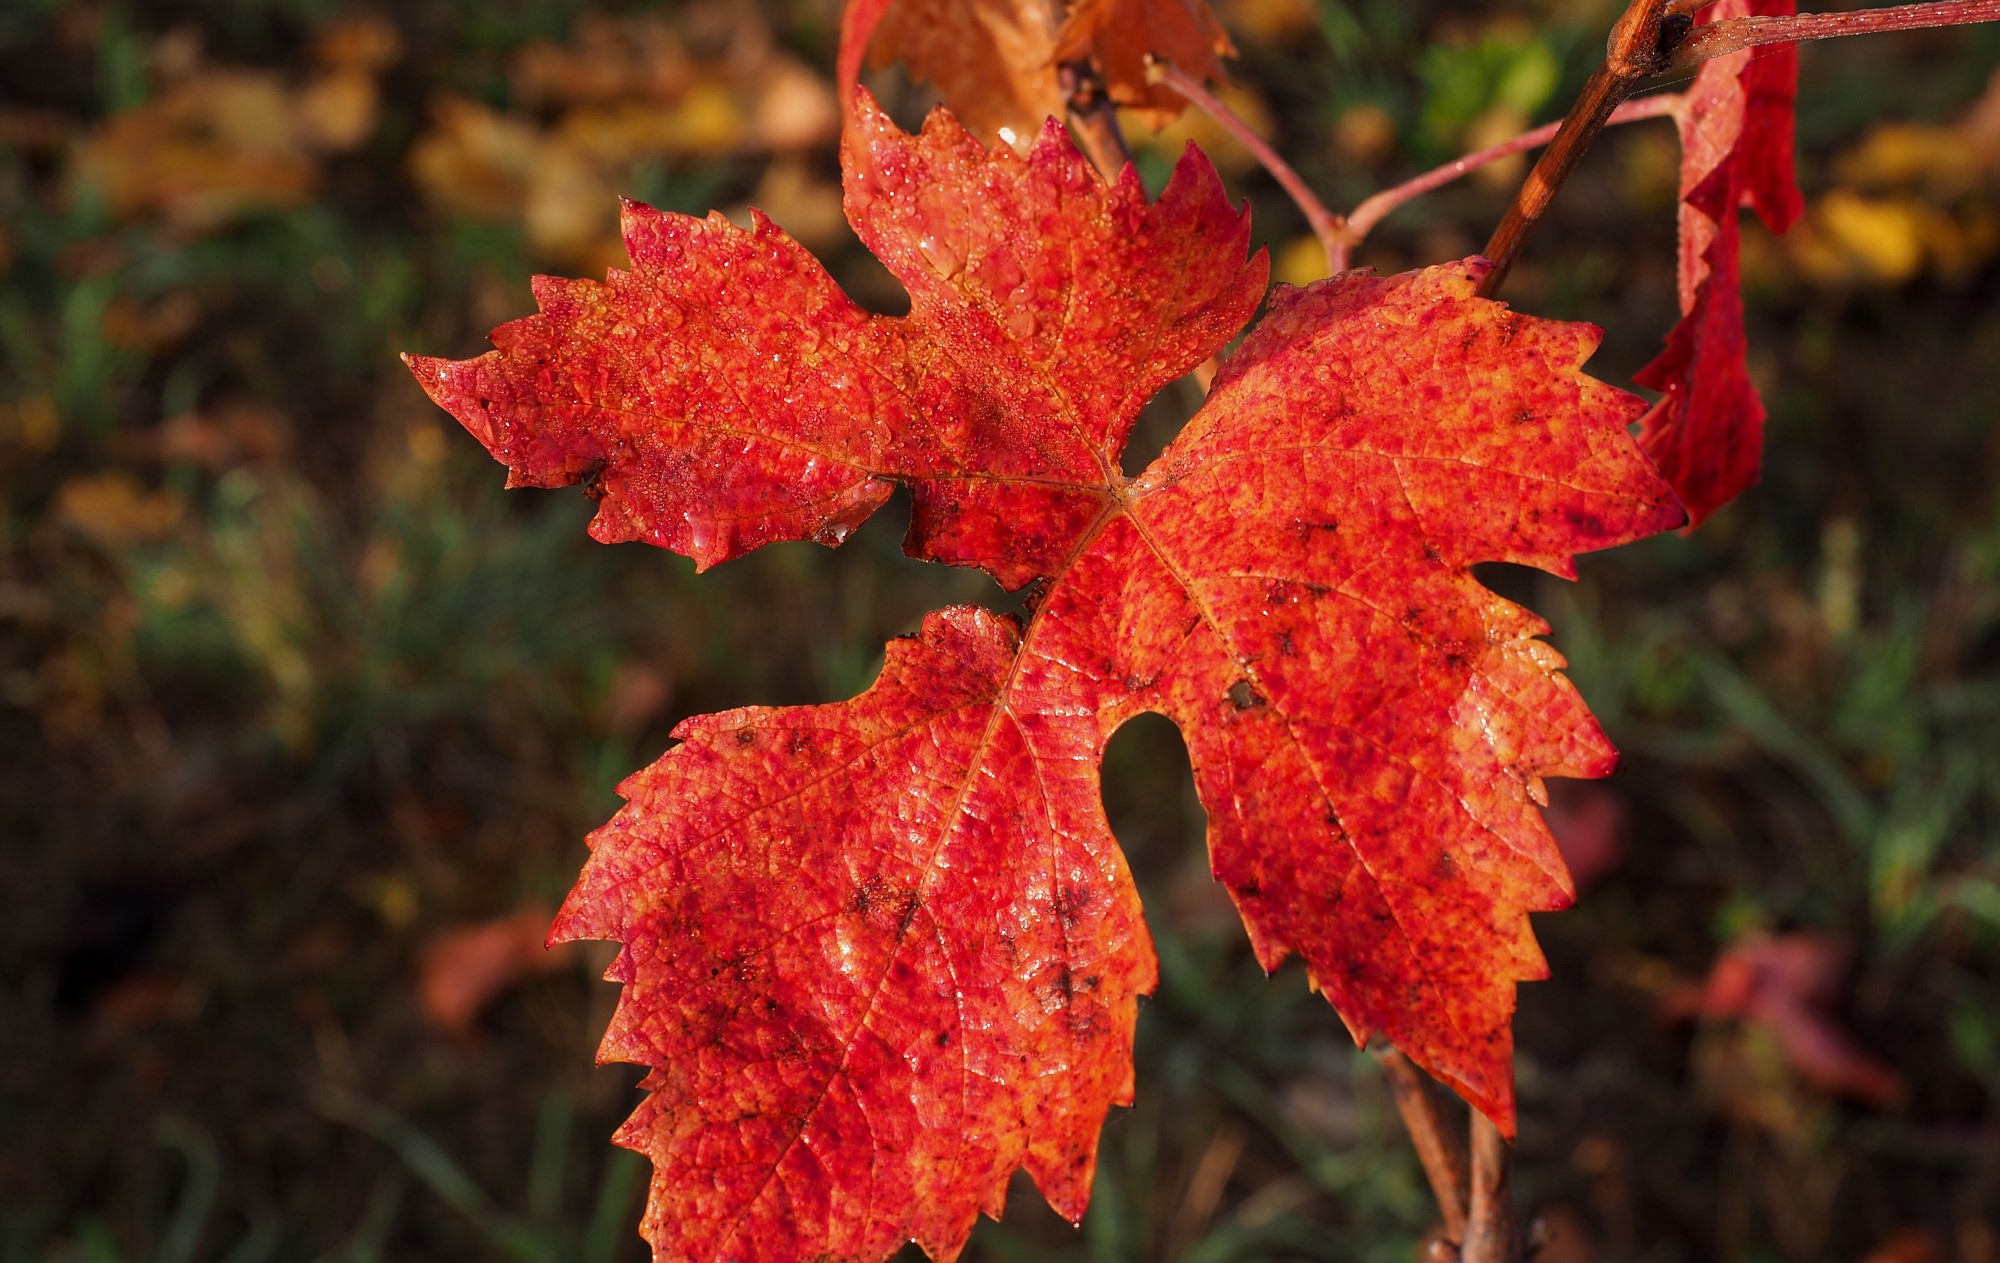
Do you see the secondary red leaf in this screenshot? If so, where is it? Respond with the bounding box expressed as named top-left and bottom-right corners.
top-left (1635, 0), bottom-right (1802, 527)
top-left (418, 904), bottom-right (574, 1037)
top-left (410, 101), bottom-right (1681, 1263)
top-left (1663, 932), bottom-right (1905, 1109)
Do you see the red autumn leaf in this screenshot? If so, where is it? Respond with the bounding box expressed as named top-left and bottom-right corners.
top-left (407, 95), bottom-right (1680, 1263)
top-left (418, 904), bottom-right (576, 1037)
top-left (1662, 932), bottom-right (1904, 1110)
top-left (1635, 0), bottom-right (1803, 527)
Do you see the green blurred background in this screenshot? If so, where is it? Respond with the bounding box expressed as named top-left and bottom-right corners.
top-left (3, 1), bottom-right (1999, 1260)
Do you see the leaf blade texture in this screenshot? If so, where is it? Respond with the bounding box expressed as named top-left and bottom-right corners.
top-left (409, 98), bottom-right (1682, 1263)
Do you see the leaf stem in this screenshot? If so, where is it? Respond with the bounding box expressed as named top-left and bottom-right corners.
top-left (1060, 57), bottom-right (1136, 183)
top-left (1334, 93), bottom-right (1682, 271)
top-left (1459, 1111), bottom-right (1517, 1263)
top-left (1668, 0), bottom-right (2000, 69)
top-left (1478, 0), bottom-right (1683, 297)
top-left (1149, 58), bottom-right (1352, 271)
top-left (1372, 1046), bottom-right (1471, 1243)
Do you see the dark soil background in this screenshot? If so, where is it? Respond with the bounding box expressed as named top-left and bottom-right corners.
top-left (3, 1), bottom-right (1998, 1260)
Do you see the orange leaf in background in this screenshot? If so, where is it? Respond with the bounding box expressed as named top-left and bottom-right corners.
top-left (418, 905), bottom-right (575, 1037)
top-left (868, 0), bottom-right (1066, 145)
top-left (409, 88), bottom-right (1681, 1260)
top-left (410, 10), bottom-right (837, 268)
top-left (69, 22), bottom-right (398, 236)
top-left (1634, 0), bottom-right (1803, 528)
top-left (1054, 0), bottom-right (1235, 119)
top-left (847, 0), bottom-right (1230, 146)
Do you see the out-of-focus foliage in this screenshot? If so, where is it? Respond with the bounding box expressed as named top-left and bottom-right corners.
top-left (3, 2), bottom-right (1998, 1262)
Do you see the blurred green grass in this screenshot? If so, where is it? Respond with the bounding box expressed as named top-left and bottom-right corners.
top-left (3, 2), bottom-right (1998, 1261)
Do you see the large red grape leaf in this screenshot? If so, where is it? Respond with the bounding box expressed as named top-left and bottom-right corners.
top-left (408, 99), bottom-right (1682, 1263)
top-left (1635, 0), bottom-right (1802, 527)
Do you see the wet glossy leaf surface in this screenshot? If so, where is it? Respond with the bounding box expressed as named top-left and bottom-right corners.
top-left (411, 97), bottom-right (1681, 1263)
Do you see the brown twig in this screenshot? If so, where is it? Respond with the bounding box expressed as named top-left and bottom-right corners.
top-left (1459, 1112), bottom-right (1517, 1263)
top-left (1479, 0), bottom-right (2000, 296)
top-left (1668, 0), bottom-right (2000, 69)
top-left (1478, 0), bottom-right (1683, 297)
top-left (1148, 58), bottom-right (1352, 271)
top-left (1334, 92), bottom-right (1682, 271)
top-left (1372, 1046), bottom-right (1471, 1243)
top-left (1059, 58), bottom-right (1134, 182)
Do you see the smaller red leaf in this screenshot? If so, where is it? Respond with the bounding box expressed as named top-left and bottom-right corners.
top-left (1636, 0), bottom-right (1803, 528)
top-left (419, 905), bottom-right (574, 1037)
top-left (1665, 932), bottom-right (1905, 1110)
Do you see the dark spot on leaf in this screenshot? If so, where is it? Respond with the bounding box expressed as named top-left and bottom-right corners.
top-left (734, 728), bottom-right (757, 746)
top-left (578, 456), bottom-right (609, 501)
top-left (1226, 680), bottom-right (1264, 710)
top-left (1020, 575), bottom-right (1054, 612)
top-left (1053, 884), bottom-right (1092, 930)
top-left (851, 877), bottom-right (886, 917)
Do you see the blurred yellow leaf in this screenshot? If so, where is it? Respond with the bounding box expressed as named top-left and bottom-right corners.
top-left (1219, 0), bottom-right (1317, 44)
top-left (73, 72), bottom-right (319, 231)
top-left (1, 394), bottom-right (60, 454)
top-left (54, 471), bottom-right (185, 549)
top-left (296, 70), bottom-right (380, 152)
top-left (1464, 102), bottom-right (1532, 190)
top-left (511, 14), bottom-right (696, 110)
top-left (1792, 190), bottom-right (1991, 287)
top-left (1837, 123), bottom-right (1981, 196)
top-left (1273, 233), bottom-right (1327, 287)
top-left (738, 159), bottom-right (849, 254)
top-left (409, 11), bottom-right (836, 268)
top-left (144, 401), bottom-right (287, 472)
top-left (748, 57), bottom-right (841, 152)
top-left (1784, 68), bottom-right (2000, 288)
top-left (1333, 103), bottom-right (1396, 165)
top-left (313, 15), bottom-right (402, 73)
top-left (69, 22), bottom-right (395, 235)
top-left (407, 96), bottom-right (543, 223)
